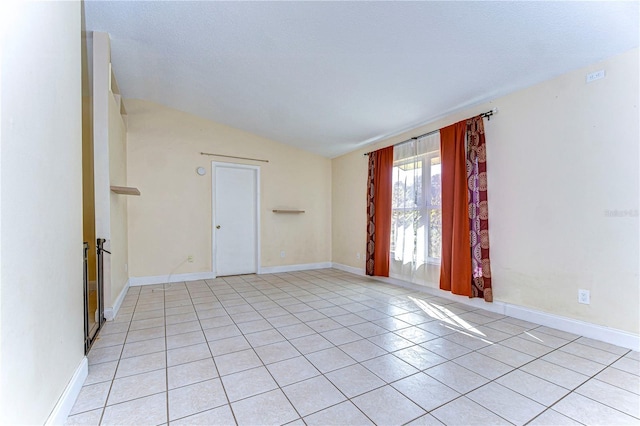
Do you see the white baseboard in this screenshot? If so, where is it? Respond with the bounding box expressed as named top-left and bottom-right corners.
top-left (331, 263), bottom-right (365, 276)
top-left (259, 262), bottom-right (332, 274)
top-left (45, 356), bottom-right (88, 425)
top-left (129, 271), bottom-right (216, 286)
top-left (331, 263), bottom-right (639, 351)
top-left (104, 278), bottom-right (130, 321)
top-left (501, 303), bottom-right (639, 351)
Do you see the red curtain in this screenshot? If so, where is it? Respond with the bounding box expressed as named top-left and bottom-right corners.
top-left (439, 122), bottom-right (472, 296)
top-left (366, 146), bottom-right (393, 277)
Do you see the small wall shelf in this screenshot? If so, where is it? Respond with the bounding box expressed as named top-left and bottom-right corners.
top-left (272, 209), bottom-right (305, 214)
top-left (110, 186), bottom-right (140, 196)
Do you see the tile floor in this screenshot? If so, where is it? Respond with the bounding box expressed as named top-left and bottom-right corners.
top-left (66, 269), bottom-right (640, 425)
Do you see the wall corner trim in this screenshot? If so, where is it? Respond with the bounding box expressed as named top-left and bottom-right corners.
top-left (44, 356), bottom-right (88, 425)
top-left (129, 271), bottom-right (216, 286)
top-left (104, 278), bottom-right (130, 320)
top-left (331, 263), bottom-right (639, 351)
top-left (258, 262), bottom-right (332, 274)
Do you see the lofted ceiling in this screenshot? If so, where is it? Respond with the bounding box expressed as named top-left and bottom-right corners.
top-left (83, 1), bottom-right (639, 158)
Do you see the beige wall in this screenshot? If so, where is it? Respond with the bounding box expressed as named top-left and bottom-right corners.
top-left (82, 32), bottom-right (96, 281)
top-left (126, 99), bottom-right (332, 278)
top-left (0, 1), bottom-right (84, 423)
top-left (108, 93), bottom-right (128, 303)
top-left (82, 96), bottom-right (96, 281)
top-left (332, 48), bottom-right (639, 334)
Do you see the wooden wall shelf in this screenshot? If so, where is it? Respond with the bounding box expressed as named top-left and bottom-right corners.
top-left (110, 186), bottom-right (140, 196)
top-left (272, 209), bottom-right (305, 214)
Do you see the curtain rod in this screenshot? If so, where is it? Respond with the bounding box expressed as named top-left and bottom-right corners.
top-left (363, 108), bottom-right (498, 156)
top-left (200, 152), bottom-right (269, 163)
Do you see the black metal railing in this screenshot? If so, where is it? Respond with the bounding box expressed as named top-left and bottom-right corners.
top-left (84, 239), bottom-right (108, 354)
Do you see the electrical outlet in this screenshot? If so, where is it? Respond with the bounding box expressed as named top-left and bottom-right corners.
top-left (124, 263), bottom-right (128, 272)
top-left (280, 251), bottom-right (286, 258)
top-left (356, 252), bottom-right (361, 260)
top-left (187, 255), bottom-right (194, 263)
top-left (586, 70), bottom-right (605, 83)
top-left (578, 289), bottom-right (590, 305)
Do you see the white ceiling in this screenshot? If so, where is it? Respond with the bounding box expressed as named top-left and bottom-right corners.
top-left (83, 1), bottom-right (639, 158)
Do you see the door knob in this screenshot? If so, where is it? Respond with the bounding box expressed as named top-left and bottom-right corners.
top-left (216, 225), bottom-right (221, 229)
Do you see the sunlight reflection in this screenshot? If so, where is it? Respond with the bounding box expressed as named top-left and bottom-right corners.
top-left (408, 296), bottom-right (486, 337)
top-left (443, 325), bottom-right (494, 345)
top-left (524, 331), bottom-right (543, 343)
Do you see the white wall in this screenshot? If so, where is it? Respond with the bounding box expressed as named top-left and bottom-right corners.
top-left (0, 1), bottom-right (84, 423)
top-left (93, 31), bottom-right (129, 311)
top-left (332, 48), bottom-right (639, 335)
top-left (108, 92), bottom-right (128, 307)
top-left (125, 99), bottom-right (332, 278)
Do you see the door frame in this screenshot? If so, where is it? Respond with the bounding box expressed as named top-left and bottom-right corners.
top-left (211, 161), bottom-right (261, 278)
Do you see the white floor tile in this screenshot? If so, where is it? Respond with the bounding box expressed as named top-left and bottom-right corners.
top-left (424, 361), bottom-right (488, 393)
top-left (69, 270), bottom-right (637, 426)
top-left (467, 382), bottom-right (545, 425)
top-left (553, 393), bottom-right (638, 425)
top-left (69, 382), bottom-right (111, 416)
top-left (362, 353), bottom-right (419, 383)
top-left (64, 408), bottom-right (102, 426)
top-left (266, 356), bottom-right (321, 387)
top-left (231, 389), bottom-right (298, 426)
top-left (282, 375), bottom-right (346, 417)
top-left (520, 359), bottom-right (589, 390)
top-left (221, 366), bottom-right (278, 402)
top-left (168, 378), bottom-right (227, 420)
top-left (496, 369), bottom-right (569, 406)
top-left (391, 372), bottom-right (460, 411)
top-left (304, 401), bottom-right (373, 426)
top-left (116, 351), bottom-right (166, 379)
top-left (107, 369), bottom-right (166, 405)
top-left (306, 347), bottom-right (356, 373)
top-left (595, 366), bottom-right (640, 395)
top-left (168, 357), bottom-right (218, 389)
top-left (575, 378), bottom-right (640, 418)
top-left (393, 345), bottom-right (448, 370)
top-left (352, 385), bottom-right (425, 426)
top-left (325, 364), bottom-right (385, 398)
top-left (84, 361), bottom-right (117, 386)
top-left (527, 409), bottom-right (582, 425)
top-left (452, 351), bottom-right (513, 380)
top-left (167, 342), bottom-right (211, 367)
top-left (431, 397), bottom-right (511, 426)
top-left (101, 393), bottom-right (167, 426)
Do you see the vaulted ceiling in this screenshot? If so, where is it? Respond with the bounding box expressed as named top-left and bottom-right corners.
top-left (83, 1), bottom-right (639, 158)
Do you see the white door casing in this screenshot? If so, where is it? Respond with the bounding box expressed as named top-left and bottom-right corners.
top-left (212, 162), bottom-right (260, 277)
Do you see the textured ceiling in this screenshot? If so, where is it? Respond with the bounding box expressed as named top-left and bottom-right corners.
top-left (83, 1), bottom-right (639, 158)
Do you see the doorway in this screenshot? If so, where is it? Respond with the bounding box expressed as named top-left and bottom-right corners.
top-left (212, 162), bottom-right (260, 277)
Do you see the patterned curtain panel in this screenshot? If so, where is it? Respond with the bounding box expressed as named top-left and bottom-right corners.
top-left (439, 116), bottom-right (493, 301)
top-left (466, 116), bottom-right (493, 302)
top-left (366, 146), bottom-right (394, 277)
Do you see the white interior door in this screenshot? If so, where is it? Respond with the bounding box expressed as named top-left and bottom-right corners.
top-left (213, 163), bottom-right (259, 276)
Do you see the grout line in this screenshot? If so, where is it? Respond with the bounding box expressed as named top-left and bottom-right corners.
top-left (532, 348), bottom-right (640, 424)
top-left (187, 279), bottom-right (239, 425)
top-left (163, 282), bottom-right (170, 425)
top-left (95, 290), bottom-right (139, 424)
